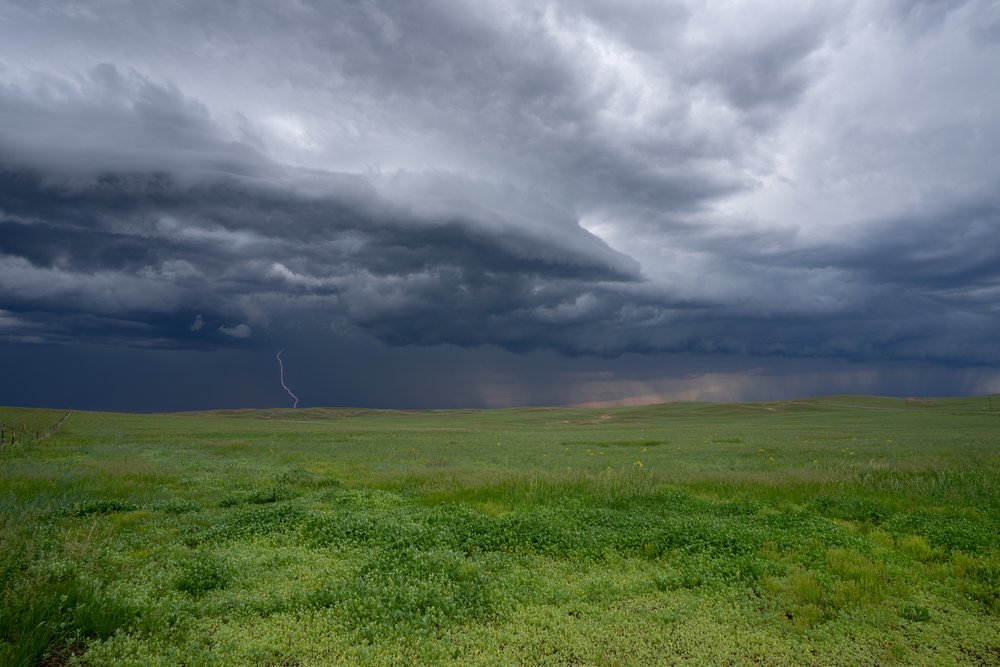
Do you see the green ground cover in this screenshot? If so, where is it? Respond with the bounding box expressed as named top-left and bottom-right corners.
top-left (0, 407), bottom-right (66, 447)
top-left (1, 396), bottom-right (998, 665)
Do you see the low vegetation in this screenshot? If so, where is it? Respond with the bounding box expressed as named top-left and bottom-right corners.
top-left (1, 396), bottom-right (998, 665)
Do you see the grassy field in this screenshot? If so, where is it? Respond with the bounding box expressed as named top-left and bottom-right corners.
top-left (1, 396), bottom-right (998, 665)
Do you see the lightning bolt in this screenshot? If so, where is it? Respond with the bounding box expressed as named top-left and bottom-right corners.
top-left (276, 349), bottom-right (299, 408)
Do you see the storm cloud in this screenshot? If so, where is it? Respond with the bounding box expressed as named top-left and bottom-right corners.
top-left (1, 0), bottom-right (999, 408)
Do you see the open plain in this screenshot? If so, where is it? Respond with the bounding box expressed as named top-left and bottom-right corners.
top-left (1, 396), bottom-right (998, 665)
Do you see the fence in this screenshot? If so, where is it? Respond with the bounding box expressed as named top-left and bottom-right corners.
top-left (0, 423), bottom-right (39, 447)
top-left (0, 411), bottom-right (71, 448)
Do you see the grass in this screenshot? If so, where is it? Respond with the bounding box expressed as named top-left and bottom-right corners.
top-left (0, 395), bottom-right (998, 665)
top-left (0, 407), bottom-right (66, 447)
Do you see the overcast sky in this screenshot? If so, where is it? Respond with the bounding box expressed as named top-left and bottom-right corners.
top-left (1, 0), bottom-right (999, 410)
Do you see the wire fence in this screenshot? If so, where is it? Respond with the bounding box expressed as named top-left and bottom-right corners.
top-left (0, 410), bottom-right (70, 448)
top-left (0, 423), bottom-right (39, 447)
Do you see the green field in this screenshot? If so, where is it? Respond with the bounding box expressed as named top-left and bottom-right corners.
top-left (1, 396), bottom-right (998, 665)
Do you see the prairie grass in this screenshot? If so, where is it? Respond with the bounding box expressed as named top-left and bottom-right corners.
top-left (1, 396), bottom-right (998, 665)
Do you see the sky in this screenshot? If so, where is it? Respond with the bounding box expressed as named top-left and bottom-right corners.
top-left (1, 0), bottom-right (999, 411)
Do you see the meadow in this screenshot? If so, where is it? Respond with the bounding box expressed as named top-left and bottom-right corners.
top-left (1, 396), bottom-right (998, 666)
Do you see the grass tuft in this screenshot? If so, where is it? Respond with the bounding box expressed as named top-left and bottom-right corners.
top-left (175, 552), bottom-right (230, 595)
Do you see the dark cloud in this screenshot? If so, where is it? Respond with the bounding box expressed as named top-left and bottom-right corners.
top-left (1, 2), bottom-right (999, 409)
top-left (1, 336), bottom-right (995, 412)
top-left (0, 67), bottom-right (644, 355)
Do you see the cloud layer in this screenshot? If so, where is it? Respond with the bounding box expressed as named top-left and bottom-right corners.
top-left (2, 0), bottom-right (999, 397)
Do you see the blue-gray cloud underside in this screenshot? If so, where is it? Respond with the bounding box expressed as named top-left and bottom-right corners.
top-left (3, 146), bottom-right (997, 365)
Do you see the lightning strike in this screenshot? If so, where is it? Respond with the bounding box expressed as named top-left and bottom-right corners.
top-left (276, 349), bottom-right (299, 408)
